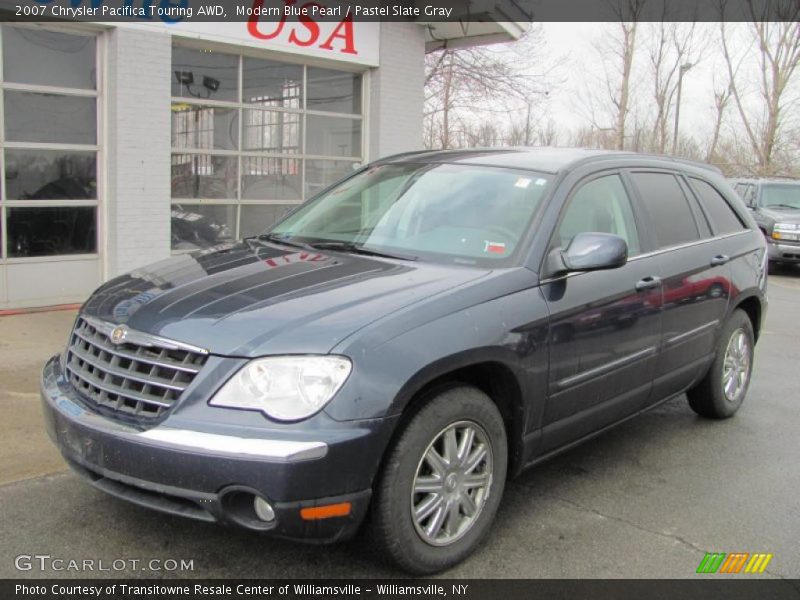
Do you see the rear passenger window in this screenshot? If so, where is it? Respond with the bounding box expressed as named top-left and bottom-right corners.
top-left (630, 172), bottom-right (700, 248)
top-left (689, 178), bottom-right (746, 235)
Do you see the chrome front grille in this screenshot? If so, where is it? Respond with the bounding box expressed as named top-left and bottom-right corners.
top-left (65, 317), bottom-right (209, 420)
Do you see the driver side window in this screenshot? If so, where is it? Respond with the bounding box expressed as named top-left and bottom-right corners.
top-left (557, 174), bottom-right (640, 255)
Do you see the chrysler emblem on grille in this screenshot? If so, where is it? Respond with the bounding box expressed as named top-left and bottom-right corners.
top-left (110, 325), bottom-right (128, 345)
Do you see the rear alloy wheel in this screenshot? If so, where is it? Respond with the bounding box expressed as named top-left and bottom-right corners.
top-left (370, 386), bottom-right (507, 574)
top-left (687, 309), bottom-right (755, 419)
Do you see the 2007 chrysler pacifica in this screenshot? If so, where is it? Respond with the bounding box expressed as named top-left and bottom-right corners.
top-left (42, 148), bottom-right (767, 573)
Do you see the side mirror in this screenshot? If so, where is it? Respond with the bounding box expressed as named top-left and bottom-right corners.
top-left (548, 232), bottom-right (628, 275)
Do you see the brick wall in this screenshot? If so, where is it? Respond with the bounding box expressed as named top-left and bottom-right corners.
top-left (105, 27), bottom-right (172, 278)
top-left (367, 22), bottom-right (425, 160)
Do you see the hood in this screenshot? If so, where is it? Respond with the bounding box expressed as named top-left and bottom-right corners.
top-left (761, 207), bottom-right (800, 223)
top-left (82, 242), bottom-right (490, 356)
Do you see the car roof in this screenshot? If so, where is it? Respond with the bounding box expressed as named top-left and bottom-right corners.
top-left (378, 147), bottom-right (721, 175)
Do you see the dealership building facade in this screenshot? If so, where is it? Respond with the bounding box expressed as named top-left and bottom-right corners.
top-left (0, 14), bottom-right (524, 309)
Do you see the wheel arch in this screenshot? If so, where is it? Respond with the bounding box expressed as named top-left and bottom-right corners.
top-left (386, 351), bottom-right (528, 478)
top-left (731, 293), bottom-right (764, 342)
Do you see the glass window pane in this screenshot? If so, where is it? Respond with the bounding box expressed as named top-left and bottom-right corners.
top-left (2, 26), bottom-right (96, 90)
top-left (172, 47), bottom-right (238, 102)
top-left (240, 204), bottom-right (298, 238)
top-left (242, 109), bottom-right (302, 153)
top-left (171, 104), bottom-right (239, 150)
top-left (171, 204), bottom-right (237, 250)
top-left (171, 154), bottom-right (237, 199)
top-left (630, 172), bottom-right (701, 248)
top-left (306, 115), bottom-right (361, 157)
top-left (557, 175), bottom-right (640, 255)
top-left (4, 91), bottom-right (96, 144)
top-left (689, 178), bottom-right (746, 235)
top-left (241, 157), bottom-right (301, 200)
top-left (7, 206), bottom-right (96, 258)
top-left (307, 67), bottom-right (361, 114)
top-left (242, 57), bottom-right (302, 108)
top-left (305, 159), bottom-right (359, 198)
top-left (5, 150), bottom-right (96, 200)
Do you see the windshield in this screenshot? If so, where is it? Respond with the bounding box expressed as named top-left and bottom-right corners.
top-left (267, 163), bottom-right (551, 265)
top-left (760, 184), bottom-right (800, 209)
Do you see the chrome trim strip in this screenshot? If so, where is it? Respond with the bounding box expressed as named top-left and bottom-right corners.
top-left (82, 315), bottom-right (209, 355)
top-left (540, 230), bottom-right (753, 284)
top-left (665, 320), bottom-right (720, 346)
top-left (555, 346), bottom-right (658, 391)
top-left (138, 429), bottom-right (328, 461)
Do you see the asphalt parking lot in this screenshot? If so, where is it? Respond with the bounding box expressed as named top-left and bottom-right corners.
top-left (1, 270), bottom-right (799, 580)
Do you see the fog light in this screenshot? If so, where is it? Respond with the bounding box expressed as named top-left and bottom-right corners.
top-left (253, 497), bottom-right (275, 522)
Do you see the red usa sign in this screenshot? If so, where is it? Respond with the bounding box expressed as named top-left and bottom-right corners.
top-left (130, 3), bottom-right (379, 66)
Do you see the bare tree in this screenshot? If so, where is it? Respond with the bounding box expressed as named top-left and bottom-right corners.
top-left (720, 2), bottom-right (800, 174)
top-left (424, 27), bottom-right (549, 149)
top-left (644, 20), bottom-right (702, 153)
top-left (706, 76), bottom-right (733, 162)
top-left (578, 1), bottom-right (647, 151)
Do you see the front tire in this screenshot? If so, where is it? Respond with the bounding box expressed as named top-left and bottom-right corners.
top-left (370, 386), bottom-right (507, 574)
top-left (687, 309), bottom-right (755, 419)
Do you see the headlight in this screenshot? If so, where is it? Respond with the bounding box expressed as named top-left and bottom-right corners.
top-left (773, 223), bottom-right (799, 240)
top-left (209, 356), bottom-right (352, 421)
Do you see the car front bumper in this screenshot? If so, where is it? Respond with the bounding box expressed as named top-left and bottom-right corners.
top-left (767, 239), bottom-right (800, 262)
top-left (40, 356), bottom-right (396, 542)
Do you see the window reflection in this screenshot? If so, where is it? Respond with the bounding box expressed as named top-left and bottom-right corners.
top-left (171, 204), bottom-right (236, 251)
top-left (4, 91), bottom-right (96, 145)
top-left (171, 154), bottom-right (237, 199)
top-left (5, 150), bottom-right (97, 200)
top-left (1, 26), bottom-right (96, 90)
top-left (7, 206), bottom-right (96, 258)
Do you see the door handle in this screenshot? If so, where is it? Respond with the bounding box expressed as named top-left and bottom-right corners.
top-left (711, 254), bottom-right (730, 266)
top-left (635, 276), bottom-right (662, 292)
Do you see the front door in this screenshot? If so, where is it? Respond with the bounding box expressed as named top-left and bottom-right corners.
top-left (540, 173), bottom-right (663, 452)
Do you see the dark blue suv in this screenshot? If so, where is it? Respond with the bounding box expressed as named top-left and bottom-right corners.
top-left (41, 148), bottom-right (767, 573)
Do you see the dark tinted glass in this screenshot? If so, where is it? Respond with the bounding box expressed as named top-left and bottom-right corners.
top-left (5, 150), bottom-right (96, 200)
top-left (631, 173), bottom-right (700, 248)
top-left (690, 179), bottom-right (746, 234)
top-left (7, 206), bottom-right (96, 257)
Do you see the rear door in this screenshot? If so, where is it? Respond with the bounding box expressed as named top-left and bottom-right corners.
top-left (627, 171), bottom-right (735, 404)
top-left (540, 172), bottom-right (663, 452)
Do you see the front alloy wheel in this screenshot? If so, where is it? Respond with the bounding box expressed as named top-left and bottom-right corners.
top-left (411, 421), bottom-right (493, 546)
top-left (370, 386), bottom-right (507, 574)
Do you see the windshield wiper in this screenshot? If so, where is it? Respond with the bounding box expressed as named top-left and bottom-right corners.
top-left (767, 203), bottom-right (800, 210)
top-left (307, 241), bottom-right (418, 261)
top-left (253, 233), bottom-right (312, 250)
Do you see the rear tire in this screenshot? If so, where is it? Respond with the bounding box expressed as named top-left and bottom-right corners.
top-left (369, 386), bottom-right (507, 574)
top-left (687, 309), bottom-right (755, 419)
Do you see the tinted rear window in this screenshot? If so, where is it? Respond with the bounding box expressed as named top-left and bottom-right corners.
top-left (630, 172), bottom-right (700, 248)
top-left (690, 178), bottom-right (746, 235)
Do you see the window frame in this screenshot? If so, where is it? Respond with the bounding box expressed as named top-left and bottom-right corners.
top-left (546, 170), bottom-right (649, 261)
top-left (625, 169), bottom-right (706, 251)
top-left (169, 43), bottom-right (366, 254)
top-left (0, 24), bottom-right (102, 264)
top-left (685, 176), bottom-right (748, 237)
